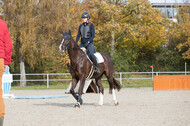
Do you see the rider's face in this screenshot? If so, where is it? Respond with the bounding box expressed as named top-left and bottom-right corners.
top-left (82, 18), bottom-right (88, 23)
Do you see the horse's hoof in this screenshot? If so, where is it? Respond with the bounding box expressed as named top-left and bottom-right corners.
top-left (74, 103), bottom-right (80, 108)
top-left (114, 102), bottom-right (119, 106)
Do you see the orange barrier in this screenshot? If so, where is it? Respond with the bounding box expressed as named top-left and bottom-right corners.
top-left (153, 75), bottom-right (190, 90)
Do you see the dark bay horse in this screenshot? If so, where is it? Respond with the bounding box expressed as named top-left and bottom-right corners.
top-left (59, 30), bottom-right (121, 108)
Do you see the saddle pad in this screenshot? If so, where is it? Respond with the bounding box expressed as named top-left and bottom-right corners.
top-left (94, 52), bottom-right (104, 63)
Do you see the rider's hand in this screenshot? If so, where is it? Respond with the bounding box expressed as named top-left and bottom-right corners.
top-left (84, 41), bottom-right (90, 47)
top-left (4, 65), bottom-right (7, 72)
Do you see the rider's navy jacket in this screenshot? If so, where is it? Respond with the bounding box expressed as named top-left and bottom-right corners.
top-left (76, 22), bottom-right (95, 45)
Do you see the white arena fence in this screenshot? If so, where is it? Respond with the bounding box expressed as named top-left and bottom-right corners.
top-left (11, 71), bottom-right (190, 88)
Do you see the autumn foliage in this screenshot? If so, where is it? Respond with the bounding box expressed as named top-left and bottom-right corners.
top-left (0, 0), bottom-right (189, 73)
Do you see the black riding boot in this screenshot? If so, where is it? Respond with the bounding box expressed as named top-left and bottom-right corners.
top-left (91, 56), bottom-right (100, 73)
top-left (0, 116), bottom-right (4, 126)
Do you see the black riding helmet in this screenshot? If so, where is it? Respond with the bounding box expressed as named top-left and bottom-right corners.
top-left (81, 12), bottom-right (90, 19)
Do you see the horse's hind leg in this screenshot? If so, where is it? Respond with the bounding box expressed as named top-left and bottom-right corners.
top-left (106, 75), bottom-right (119, 106)
top-left (95, 77), bottom-right (104, 106)
top-left (111, 88), bottom-right (119, 106)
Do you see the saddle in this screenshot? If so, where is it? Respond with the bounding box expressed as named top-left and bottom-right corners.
top-left (80, 47), bottom-right (104, 64)
top-left (80, 47), bottom-right (104, 79)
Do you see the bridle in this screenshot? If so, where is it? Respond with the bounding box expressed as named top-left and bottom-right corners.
top-left (59, 36), bottom-right (85, 71)
top-left (59, 37), bottom-right (80, 52)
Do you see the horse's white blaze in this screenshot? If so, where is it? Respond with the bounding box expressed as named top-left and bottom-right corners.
top-left (59, 39), bottom-right (64, 51)
top-left (98, 93), bottom-right (104, 106)
top-left (112, 89), bottom-right (118, 104)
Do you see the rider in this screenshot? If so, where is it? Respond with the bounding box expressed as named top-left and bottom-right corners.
top-left (76, 12), bottom-right (100, 73)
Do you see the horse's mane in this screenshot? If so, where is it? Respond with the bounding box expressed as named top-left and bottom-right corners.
top-left (69, 35), bottom-right (85, 54)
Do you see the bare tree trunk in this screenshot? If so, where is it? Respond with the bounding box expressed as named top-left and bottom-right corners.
top-left (67, 0), bottom-right (70, 29)
top-left (111, 14), bottom-right (115, 57)
top-left (111, 31), bottom-right (115, 57)
top-left (20, 57), bottom-right (26, 87)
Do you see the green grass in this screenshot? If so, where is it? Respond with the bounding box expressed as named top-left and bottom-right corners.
top-left (125, 79), bottom-right (153, 88)
top-left (11, 79), bottom-right (153, 90)
top-left (11, 84), bottom-right (153, 90)
top-left (11, 84), bottom-right (152, 90)
top-left (11, 85), bottom-right (67, 90)
top-left (125, 84), bottom-right (153, 88)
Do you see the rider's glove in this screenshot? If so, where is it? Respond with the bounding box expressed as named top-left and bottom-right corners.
top-left (84, 41), bottom-right (90, 47)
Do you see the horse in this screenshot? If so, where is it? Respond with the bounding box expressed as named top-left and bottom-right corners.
top-left (59, 30), bottom-right (121, 108)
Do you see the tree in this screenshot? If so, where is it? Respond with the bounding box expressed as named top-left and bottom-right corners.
top-left (176, 3), bottom-right (190, 59)
top-left (1, 0), bottom-right (80, 86)
top-left (165, 3), bottom-right (190, 71)
top-left (113, 0), bottom-right (167, 71)
top-left (82, 0), bottom-right (123, 56)
top-left (1, 0), bottom-right (188, 75)
top-left (2, 0), bottom-right (40, 86)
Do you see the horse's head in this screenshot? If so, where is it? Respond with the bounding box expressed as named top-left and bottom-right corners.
top-left (59, 30), bottom-right (72, 53)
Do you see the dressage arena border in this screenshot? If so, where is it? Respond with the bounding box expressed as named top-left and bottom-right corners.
top-left (154, 75), bottom-right (190, 90)
top-left (4, 88), bottom-right (190, 126)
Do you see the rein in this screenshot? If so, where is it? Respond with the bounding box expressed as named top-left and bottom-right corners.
top-left (69, 52), bottom-right (86, 71)
top-left (66, 43), bottom-right (85, 71)
top-left (65, 39), bottom-right (80, 51)
top-left (67, 47), bottom-right (80, 50)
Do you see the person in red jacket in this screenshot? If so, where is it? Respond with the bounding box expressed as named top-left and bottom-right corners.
top-left (0, 18), bottom-right (12, 126)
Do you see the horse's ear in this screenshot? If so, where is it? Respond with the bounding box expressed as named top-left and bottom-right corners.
top-left (68, 30), bottom-right (71, 35)
top-left (62, 30), bottom-right (65, 35)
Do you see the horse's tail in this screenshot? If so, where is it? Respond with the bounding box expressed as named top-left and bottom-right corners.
top-left (113, 78), bottom-right (122, 91)
top-left (108, 78), bottom-right (122, 94)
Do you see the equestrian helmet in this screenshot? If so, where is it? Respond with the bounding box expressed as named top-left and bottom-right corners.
top-left (81, 12), bottom-right (90, 19)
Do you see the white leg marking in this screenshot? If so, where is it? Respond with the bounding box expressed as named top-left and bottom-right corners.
top-left (98, 93), bottom-right (104, 106)
top-left (112, 89), bottom-right (118, 105)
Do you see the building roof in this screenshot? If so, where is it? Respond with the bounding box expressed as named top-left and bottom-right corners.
top-left (149, 0), bottom-right (189, 3)
top-left (149, 0), bottom-right (189, 6)
top-left (149, 0), bottom-right (190, 4)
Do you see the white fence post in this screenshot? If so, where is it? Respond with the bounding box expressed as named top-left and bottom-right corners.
top-left (120, 72), bottom-right (122, 85)
top-left (185, 62), bottom-right (187, 75)
top-left (47, 74), bottom-right (49, 88)
top-left (152, 67), bottom-right (154, 80)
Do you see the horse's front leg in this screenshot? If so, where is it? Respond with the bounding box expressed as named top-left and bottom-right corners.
top-left (75, 78), bottom-right (85, 108)
top-left (70, 78), bottom-right (82, 104)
